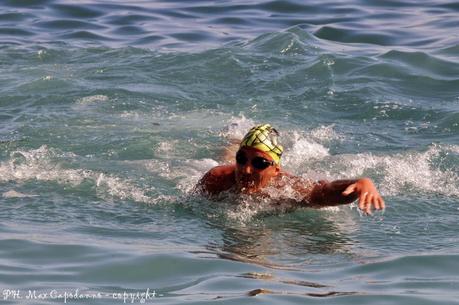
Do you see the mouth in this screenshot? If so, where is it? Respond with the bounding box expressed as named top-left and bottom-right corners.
top-left (236, 176), bottom-right (259, 191)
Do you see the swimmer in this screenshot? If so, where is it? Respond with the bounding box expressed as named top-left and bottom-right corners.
top-left (197, 124), bottom-right (385, 215)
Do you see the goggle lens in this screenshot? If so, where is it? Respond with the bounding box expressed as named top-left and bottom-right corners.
top-left (236, 151), bottom-right (274, 170)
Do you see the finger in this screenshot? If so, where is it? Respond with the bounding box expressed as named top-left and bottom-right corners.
top-left (359, 192), bottom-right (368, 210)
top-left (343, 184), bottom-right (356, 196)
top-left (365, 203), bottom-right (372, 215)
top-left (367, 194), bottom-right (374, 205)
top-left (366, 194), bottom-right (374, 215)
top-left (373, 195), bottom-right (381, 210)
top-left (378, 197), bottom-right (385, 210)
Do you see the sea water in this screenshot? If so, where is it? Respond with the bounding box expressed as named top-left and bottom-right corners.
top-left (0, 0), bottom-right (458, 304)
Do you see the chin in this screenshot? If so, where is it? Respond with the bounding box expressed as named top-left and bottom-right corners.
top-left (237, 180), bottom-right (258, 193)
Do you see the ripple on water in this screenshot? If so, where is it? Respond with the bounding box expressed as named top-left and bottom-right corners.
top-left (35, 19), bottom-right (106, 31)
top-left (314, 26), bottom-right (397, 46)
top-left (1, 0), bottom-right (53, 8)
top-left (103, 14), bottom-right (161, 26)
top-left (58, 30), bottom-right (114, 42)
top-left (50, 3), bottom-right (104, 19)
top-left (0, 28), bottom-right (35, 37)
top-left (110, 26), bottom-right (149, 36)
top-left (0, 0), bottom-right (457, 52)
top-left (0, 12), bottom-right (34, 22)
top-left (379, 50), bottom-right (459, 79)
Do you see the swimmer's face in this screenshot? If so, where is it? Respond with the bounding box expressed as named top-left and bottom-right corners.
top-left (234, 146), bottom-right (280, 193)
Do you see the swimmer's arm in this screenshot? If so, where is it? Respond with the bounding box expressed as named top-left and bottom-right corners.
top-left (197, 165), bottom-right (236, 196)
top-left (306, 178), bottom-right (385, 214)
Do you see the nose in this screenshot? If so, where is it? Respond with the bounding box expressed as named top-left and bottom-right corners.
top-left (242, 164), bottom-right (253, 174)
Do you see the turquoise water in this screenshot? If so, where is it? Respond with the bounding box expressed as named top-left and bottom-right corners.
top-left (1, 0), bottom-right (459, 304)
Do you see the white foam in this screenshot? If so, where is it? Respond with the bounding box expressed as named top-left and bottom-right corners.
top-left (218, 115), bottom-right (256, 140)
top-left (216, 191), bottom-right (344, 224)
top-left (308, 125), bottom-right (343, 143)
top-left (76, 95), bottom-right (109, 104)
top-left (382, 146), bottom-right (458, 197)
top-left (283, 131), bottom-right (330, 170)
top-left (142, 160), bottom-right (173, 179)
top-left (37, 49), bottom-right (46, 57)
top-left (180, 159), bottom-right (218, 193)
top-left (0, 146), bottom-right (167, 205)
top-left (277, 128), bottom-right (338, 176)
top-left (320, 144), bottom-right (459, 197)
top-left (225, 199), bottom-right (266, 223)
top-left (1, 146), bottom-right (90, 185)
top-left (156, 141), bottom-right (177, 155)
top-left (144, 158), bottom-right (219, 194)
top-left (119, 111), bottom-right (142, 119)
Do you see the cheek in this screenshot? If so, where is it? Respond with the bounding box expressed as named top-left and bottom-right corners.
top-left (255, 170), bottom-right (269, 181)
top-left (262, 168), bottom-right (278, 179)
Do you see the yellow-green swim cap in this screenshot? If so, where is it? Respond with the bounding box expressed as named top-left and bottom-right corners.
top-left (240, 124), bottom-right (283, 164)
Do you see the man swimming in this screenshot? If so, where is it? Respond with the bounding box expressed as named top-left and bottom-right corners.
top-left (198, 124), bottom-right (385, 215)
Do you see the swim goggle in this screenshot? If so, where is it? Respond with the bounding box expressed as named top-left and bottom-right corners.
top-left (236, 150), bottom-right (275, 170)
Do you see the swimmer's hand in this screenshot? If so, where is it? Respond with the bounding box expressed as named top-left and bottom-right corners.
top-left (342, 178), bottom-right (385, 215)
top-left (308, 178), bottom-right (384, 215)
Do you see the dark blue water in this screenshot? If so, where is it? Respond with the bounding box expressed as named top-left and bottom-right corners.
top-left (0, 0), bottom-right (458, 52)
top-left (1, 1), bottom-right (459, 304)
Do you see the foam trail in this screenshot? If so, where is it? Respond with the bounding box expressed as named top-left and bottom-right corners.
top-left (319, 145), bottom-right (459, 197)
top-left (0, 146), bottom-right (168, 204)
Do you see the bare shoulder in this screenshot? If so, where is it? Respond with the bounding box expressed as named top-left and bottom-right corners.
top-left (198, 164), bottom-right (236, 195)
top-left (208, 164), bottom-right (236, 175)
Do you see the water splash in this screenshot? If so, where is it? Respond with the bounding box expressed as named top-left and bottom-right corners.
top-left (218, 115), bottom-right (256, 140)
top-left (319, 144), bottom-right (459, 197)
top-left (0, 145), bottom-right (168, 204)
top-left (283, 131), bottom-right (330, 171)
top-left (172, 120), bottom-right (459, 222)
